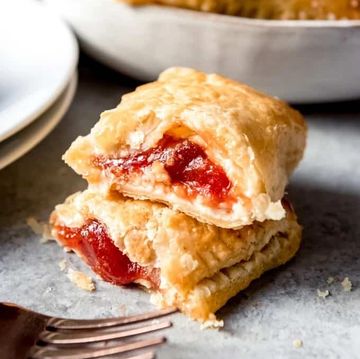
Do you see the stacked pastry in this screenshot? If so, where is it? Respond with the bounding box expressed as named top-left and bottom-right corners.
top-left (51, 68), bottom-right (307, 323)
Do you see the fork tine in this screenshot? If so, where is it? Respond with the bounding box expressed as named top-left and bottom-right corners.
top-left (114, 352), bottom-right (155, 359)
top-left (31, 351), bottom-right (155, 359)
top-left (39, 320), bottom-right (172, 344)
top-left (30, 336), bottom-right (165, 359)
top-left (47, 308), bottom-right (177, 330)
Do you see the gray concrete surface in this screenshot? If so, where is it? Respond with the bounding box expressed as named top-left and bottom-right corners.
top-left (0, 56), bottom-right (359, 358)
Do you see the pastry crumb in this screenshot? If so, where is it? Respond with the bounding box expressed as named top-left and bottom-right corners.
top-left (293, 339), bottom-right (303, 348)
top-left (317, 289), bottom-right (330, 298)
top-left (341, 277), bottom-right (352, 292)
top-left (44, 287), bottom-right (54, 294)
top-left (26, 217), bottom-right (43, 234)
top-left (200, 314), bottom-right (224, 330)
top-left (118, 304), bottom-right (127, 316)
top-left (26, 217), bottom-right (54, 243)
top-left (58, 259), bottom-right (67, 271)
top-left (67, 268), bottom-right (95, 292)
top-left (326, 276), bottom-right (335, 285)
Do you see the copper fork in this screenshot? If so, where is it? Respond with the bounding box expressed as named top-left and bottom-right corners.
top-left (0, 302), bottom-right (175, 359)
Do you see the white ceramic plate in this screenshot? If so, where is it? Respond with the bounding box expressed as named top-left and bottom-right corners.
top-left (0, 0), bottom-right (78, 142)
top-left (45, 0), bottom-right (360, 103)
top-left (0, 73), bottom-right (77, 171)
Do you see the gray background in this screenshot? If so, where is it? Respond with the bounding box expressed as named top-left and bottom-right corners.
top-left (1, 56), bottom-right (359, 358)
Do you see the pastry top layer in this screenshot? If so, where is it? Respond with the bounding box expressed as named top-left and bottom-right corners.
top-left (64, 67), bottom-right (306, 204)
top-left (51, 190), bottom-right (301, 295)
top-left (120, 0), bottom-right (360, 19)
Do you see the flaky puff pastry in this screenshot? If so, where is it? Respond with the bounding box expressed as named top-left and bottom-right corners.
top-left (51, 190), bottom-right (302, 322)
top-left (64, 68), bottom-right (306, 230)
top-left (120, 0), bottom-right (360, 19)
top-left (119, 0), bottom-right (245, 15)
top-left (236, 0), bottom-right (360, 19)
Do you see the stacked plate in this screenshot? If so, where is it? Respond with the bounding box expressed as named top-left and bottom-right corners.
top-left (0, 0), bottom-right (78, 170)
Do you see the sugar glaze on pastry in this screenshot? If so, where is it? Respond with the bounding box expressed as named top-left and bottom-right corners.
top-left (64, 67), bottom-right (306, 229)
top-left (51, 190), bottom-right (302, 322)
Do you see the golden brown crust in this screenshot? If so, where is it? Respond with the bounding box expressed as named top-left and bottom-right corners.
top-left (171, 225), bottom-right (301, 321)
top-left (120, 0), bottom-right (244, 15)
top-left (63, 67), bottom-right (306, 229)
top-left (238, 0), bottom-right (360, 20)
top-left (51, 190), bottom-right (302, 321)
top-left (154, 225), bottom-right (301, 321)
top-left (120, 0), bottom-right (360, 19)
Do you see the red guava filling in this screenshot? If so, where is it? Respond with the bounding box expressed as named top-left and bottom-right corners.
top-left (55, 219), bottom-right (159, 288)
top-left (94, 135), bottom-right (232, 203)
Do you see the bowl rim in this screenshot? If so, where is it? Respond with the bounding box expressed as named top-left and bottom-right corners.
top-left (132, 4), bottom-right (360, 28)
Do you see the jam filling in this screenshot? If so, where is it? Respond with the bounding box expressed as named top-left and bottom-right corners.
top-left (55, 219), bottom-right (159, 288)
top-left (94, 135), bottom-right (232, 203)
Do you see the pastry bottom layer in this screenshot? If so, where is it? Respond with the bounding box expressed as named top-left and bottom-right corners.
top-left (152, 229), bottom-right (301, 322)
top-left (153, 231), bottom-right (301, 321)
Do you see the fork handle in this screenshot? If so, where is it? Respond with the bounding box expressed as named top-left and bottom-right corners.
top-left (0, 303), bottom-right (47, 359)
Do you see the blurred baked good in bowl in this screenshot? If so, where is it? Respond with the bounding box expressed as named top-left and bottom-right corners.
top-left (121, 0), bottom-right (360, 19)
top-left (44, 0), bottom-right (360, 103)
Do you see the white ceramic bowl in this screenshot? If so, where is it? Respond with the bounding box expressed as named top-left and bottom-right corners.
top-left (44, 0), bottom-right (360, 103)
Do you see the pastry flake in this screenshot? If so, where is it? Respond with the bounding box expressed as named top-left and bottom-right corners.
top-left (64, 67), bottom-right (306, 229)
top-left (317, 289), bottom-right (330, 298)
top-left (293, 339), bottom-right (303, 348)
top-left (67, 268), bottom-right (96, 292)
top-left (341, 277), bottom-right (352, 292)
top-left (51, 190), bottom-right (302, 322)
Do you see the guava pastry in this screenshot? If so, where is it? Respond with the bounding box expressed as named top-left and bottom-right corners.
top-left (51, 190), bottom-right (302, 322)
top-left (63, 67), bottom-right (306, 229)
